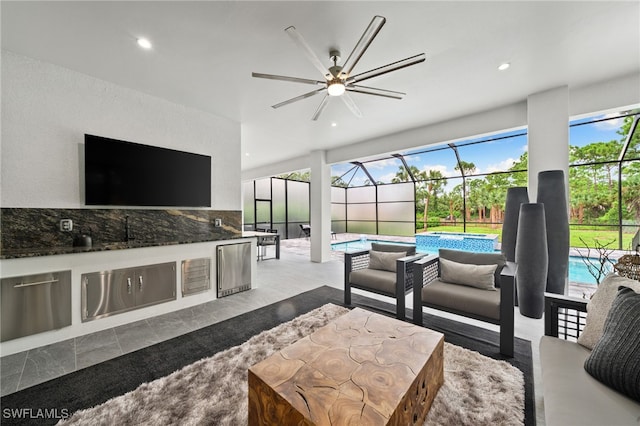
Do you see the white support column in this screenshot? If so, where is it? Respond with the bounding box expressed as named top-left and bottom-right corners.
top-left (310, 150), bottom-right (332, 263)
top-left (527, 86), bottom-right (570, 201)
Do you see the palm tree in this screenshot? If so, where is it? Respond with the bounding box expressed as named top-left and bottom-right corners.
top-left (420, 169), bottom-right (447, 230)
top-left (454, 160), bottom-right (476, 220)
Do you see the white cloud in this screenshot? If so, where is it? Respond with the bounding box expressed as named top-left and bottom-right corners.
top-left (485, 158), bottom-right (517, 173)
top-left (364, 158), bottom-right (401, 170)
top-left (592, 113), bottom-right (624, 131)
top-left (421, 164), bottom-right (453, 177)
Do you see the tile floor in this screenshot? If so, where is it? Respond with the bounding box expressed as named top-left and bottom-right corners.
top-left (1, 237), bottom-right (551, 425)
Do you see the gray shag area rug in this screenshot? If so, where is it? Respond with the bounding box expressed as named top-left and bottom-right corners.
top-left (59, 304), bottom-right (524, 425)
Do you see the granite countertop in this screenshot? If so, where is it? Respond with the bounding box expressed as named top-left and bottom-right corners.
top-left (0, 234), bottom-right (248, 260)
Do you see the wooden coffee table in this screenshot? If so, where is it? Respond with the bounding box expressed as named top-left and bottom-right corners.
top-left (248, 308), bottom-right (444, 425)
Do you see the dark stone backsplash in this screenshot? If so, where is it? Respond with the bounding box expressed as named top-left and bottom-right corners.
top-left (0, 208), bottom-right (242, 252)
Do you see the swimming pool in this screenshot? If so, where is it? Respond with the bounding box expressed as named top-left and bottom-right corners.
top-left (331, 239), bottom-right (609, 285)
top-left (416, 231), bottom-right (499, 253)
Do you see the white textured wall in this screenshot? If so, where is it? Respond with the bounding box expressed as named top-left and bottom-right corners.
top-left (527, 86), bottom-right (570, 201)
top-left (1, 51), bottom-right (241, 210)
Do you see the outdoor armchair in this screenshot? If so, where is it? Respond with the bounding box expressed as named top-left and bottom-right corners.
top-left (412, 249), bottom-right (515, 356)
top-left (344, 243), bottom-right (424, 321)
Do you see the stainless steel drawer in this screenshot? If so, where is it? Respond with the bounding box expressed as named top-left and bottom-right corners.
top-left (1, 271), bottom-right (72, 342)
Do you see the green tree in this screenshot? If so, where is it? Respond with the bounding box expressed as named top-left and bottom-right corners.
top-left (279, 170), bottom-right (310, 182)
top-left (617, 111), bottom-right (640, 159)
top-left (454, 161), bottom-right (476, 220)
top-left (420, 169), bottom-right (447, 230)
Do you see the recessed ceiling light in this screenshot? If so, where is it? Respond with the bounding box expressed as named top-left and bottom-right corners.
top-left (331, 122), bottom-right (337, 127)
top-left (498, 62), bottom-right (510, 71)
top-left (245, 152), bottom-right (250, 157)
top-left (137, 38), bottom-right (152, 50)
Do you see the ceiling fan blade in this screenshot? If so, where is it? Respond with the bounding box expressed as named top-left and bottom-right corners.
top-left (272, 88), bottom-right (325, 109)
top-left (346, 85), bottom-right (405, 99)
top-left (252, 72), bottom-right (325, 86)
top-left (340, 92), bottom-right (363, 118)
top-left (346, 53), bottom-right (426, 84)
top-left (285, 26), bottom-right (332, 80)
top-left (339, 15), bottom-right (386, 79)
top-left (311, 95), bottom-right (330, 121)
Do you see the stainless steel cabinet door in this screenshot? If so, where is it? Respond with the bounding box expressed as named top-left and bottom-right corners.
top-left (82, 269), bottom-right (136, 321)
top-left (1, 271), bottom-right (71, 341)
top-left (134, 262), bottom-right (176, 308)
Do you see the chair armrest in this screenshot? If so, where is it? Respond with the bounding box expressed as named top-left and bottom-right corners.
top-left (500, 261), bottom-right (517, 281)
top-left (411, 255), bottom-right (439, 290)
top-left (397, 253), bottom-right (426, 266)
top-left (344, 250), bottom-right (371, 276)
top-left (544, 293), bottom-right (588, 338)
top-left (498, 261), bottom-right (516, 308)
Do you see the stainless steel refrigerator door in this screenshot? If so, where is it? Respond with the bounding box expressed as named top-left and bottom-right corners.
top-left (216, 243), bottom-right (251, 297)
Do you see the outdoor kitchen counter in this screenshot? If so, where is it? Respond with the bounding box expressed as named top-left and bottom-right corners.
top-left (0, 234), bottom-right (247, 259)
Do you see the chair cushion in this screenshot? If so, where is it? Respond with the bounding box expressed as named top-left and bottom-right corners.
top-left (422, 279), bottom-right (501, 320)
top-left (439, 249), bottom-right (505, 285)
top-left (584, 287), bottom-right (640, 402)
top-left (439, 257), bottom-right (497, 290)
top-left (368, 250), bottom-right (407, 273)
top-left (371, 242), bottom-right (416, 256)
top-left (540, 336), bottom-right (640, 426)
top-left (349, 268), bottom-right (396, 296)
top-left (577, 273), bottom-right (640, 349)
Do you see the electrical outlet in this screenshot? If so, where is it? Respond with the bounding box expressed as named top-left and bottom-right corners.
top-left (214, 218), bottom-right (222, 227)
top-left (60, 219), bottom-right (73, 232)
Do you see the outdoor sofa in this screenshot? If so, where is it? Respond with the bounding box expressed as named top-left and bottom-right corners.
top-left (540, 273), bottom-right (640, 425)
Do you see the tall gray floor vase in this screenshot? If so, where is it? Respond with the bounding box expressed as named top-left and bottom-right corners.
top-left (537, 170), bottom-right (570, 295)
top-left (502, 187), bottom-right (529, 262)
top-left (515, 203), bottom-right (549, 319)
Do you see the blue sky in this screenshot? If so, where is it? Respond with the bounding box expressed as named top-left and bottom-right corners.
top-left (331, 112), bottom-right (629, 187)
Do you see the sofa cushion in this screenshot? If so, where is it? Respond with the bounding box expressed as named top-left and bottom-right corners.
top-left (422, 278), bottom-right (500, 320)
top-left (349, 268), bottom-right (396, 295)
top-left (371, 242), bottom-right (416, 256)
top-left (439, 249), bottom-right (505, 286)
top-left (439, 257), bottom-right (497, 290)
top-left (577, 273), bottom-right (640, 349)
top-left (540, 336), bottom-right (640, 426)
top-left (584, 287), bottom-right (640, 402)
top-left (368, 250), bottom-right (407, 273)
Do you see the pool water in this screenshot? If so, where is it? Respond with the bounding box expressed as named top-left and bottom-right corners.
top-left (332, 239), bottom-right (609, 286)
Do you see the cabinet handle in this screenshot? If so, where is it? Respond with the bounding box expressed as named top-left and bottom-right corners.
top-left (14, 279), bottom-right (59, 288)
top-left (127, 277), bottom-right (132, 294)
top-left (138, 276), bottom-right (144, 291)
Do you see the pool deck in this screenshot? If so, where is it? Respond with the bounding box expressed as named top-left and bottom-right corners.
top-left (281, 232), bottom-right (621, 299)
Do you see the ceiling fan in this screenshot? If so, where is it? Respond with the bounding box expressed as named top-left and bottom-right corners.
top-left (252, 15), bottom-right (426, 121)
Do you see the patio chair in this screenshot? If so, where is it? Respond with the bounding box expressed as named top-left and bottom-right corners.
top-left (345, 243), bottom-right (424, 321)
top-left (257, 229), bottom-right (278, 261)
top-left (412, 249), bottom-right (516, 356)
top-left (299, 224), bottom-right (311, 238)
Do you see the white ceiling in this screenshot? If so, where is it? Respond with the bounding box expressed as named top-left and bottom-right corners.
top-left (2, 1), bottom-right (639, 172)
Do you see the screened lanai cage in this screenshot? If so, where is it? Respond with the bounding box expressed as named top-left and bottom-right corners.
top-left (243, 110), bottom-right (639, 249)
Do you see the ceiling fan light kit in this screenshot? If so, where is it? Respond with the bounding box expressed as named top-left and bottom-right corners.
top-left (252, 15), bottom-right (426, 120)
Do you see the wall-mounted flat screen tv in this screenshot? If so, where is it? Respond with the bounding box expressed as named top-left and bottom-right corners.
top-left (85, 134), bottom-right (211, 207)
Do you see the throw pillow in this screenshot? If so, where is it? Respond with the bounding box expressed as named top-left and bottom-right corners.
top-left (439, 249), bottom-right (506, 287)
top-left (368, 250), bottom-right (407, 273)
top-left (584, 287), bottom-right (640, 402)
top-left (577, 273), bottom-right (640, 350)
top-left (439, 257), bottom-right (498, 290)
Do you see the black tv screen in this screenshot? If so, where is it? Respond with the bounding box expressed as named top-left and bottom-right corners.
top-left (85, 134), bottom-right (211, 207)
